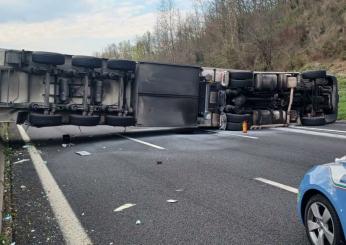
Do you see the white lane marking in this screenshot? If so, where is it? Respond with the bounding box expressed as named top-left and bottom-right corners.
top-left (117, 134), bottom-right (166, 150)
top-left (206, 130), bottom-right (258, 139)
top-left (254, 177), bottom-right (298, 194)
top-left (17, 125), bottom-right (92, 245)
top-left (273, 127), bottom-right (346, 140)
top-left (292, 126), bottom-right (346, 134)
top-left (113, 203), bottom-right (136, 212)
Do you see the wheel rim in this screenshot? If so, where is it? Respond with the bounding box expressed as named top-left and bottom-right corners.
top-left (307, 201), bottom-right (335, 245)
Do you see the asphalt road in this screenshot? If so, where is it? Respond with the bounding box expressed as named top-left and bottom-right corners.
top-left (10, 122), bottom-right (346, 245)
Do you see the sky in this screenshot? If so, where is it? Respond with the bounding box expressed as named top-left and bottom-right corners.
top-left (0, 0), bottom-right (192, 55)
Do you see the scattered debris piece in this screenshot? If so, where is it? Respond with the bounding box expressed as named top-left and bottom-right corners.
top-left (13, 159), bottom-right (30, 164)
top-left (75, 151), bottom-right (91, 156)
top-left (31, 229), bottom-right (35, 233)
top-left (10, 242), bottom-right (16, 245)
top-left (113, 203), bottom-right (136, 212)
top-left (175, 189), bottom-right (184, 192)
top-left (81, 212), bottom-right (85, 216)
top-left (166, 199), bottom-right (178, 203)
top-left (22, 145), bottom-right (30, 149)
top-left (157, 161), bottom-right (162, 165)
top-left (62, 144), bottom-right (68, 148)
top-left (102, 146), bottom-right (107, 149)
top-left (136, 220), bottom-right (142, 225)
top-left (3, 213), bottom-right (12, 222)
top-left (20, 185), bottom-right (26, 190)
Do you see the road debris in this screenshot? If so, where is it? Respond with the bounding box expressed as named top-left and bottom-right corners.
top-left (3, 213), bottom-right (12, 222)
top-left (113, 203), bottom-right (136, 212)
top-left (20, 185), bottom-right (26, 190)
top-left (135, 220), bottom-right (142, 225)
top-left (75, 151), bottom-right (91, 156)
top-left (166, 199), bottom-right (178, 203)
top-left (31, 229), bottom-right (35, 233)
top-left (13, 159), bottom-right (30, 164)
top-left (175, 189), bottom-right (184, 192)
top-left (157, 161), bottom-right (162, 165)
top-left (22, 145), bottom-right (30, 149)
top-left (81, 212), bottom-right (85, 216)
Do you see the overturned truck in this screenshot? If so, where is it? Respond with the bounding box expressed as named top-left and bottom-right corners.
top-left (0, 49), bottom-right (339, 130)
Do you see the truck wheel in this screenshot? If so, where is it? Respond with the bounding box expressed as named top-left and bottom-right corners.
top-left (226, 113), bottom-right (252, 123)
top-left (229, 79), bottom-right (253, 89)
top-left (32, 52), bottom-right (65, 66)
top-left (107, 59), bottom-right (136, 71)
top-left (226, 122), bottom-right (243, 131)
top-left (69, 114), bottom-right (100, 126)
top-left (29, 113), bottom-right (63, 127)
top-left (302, 70), bottom-right (326, 80)
top-left (304, 194), bottom-right (345, 245)
top-left (229, 70), bottom-right (253, 80)
top-left (301, 116), bottom-right (326, 126)
top-left (105, 115), bottom-right (135, 127)
top-left (72, 56), bottom-right (102, 69)
top-left (325, 114), bottom-right (337, 124)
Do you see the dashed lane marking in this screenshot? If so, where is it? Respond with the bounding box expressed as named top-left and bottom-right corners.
top-left (206, 130), bottom-right (259, 139)
top-left (254, 177), bottom-right (298, 194)
top-left (117, 134), bottom-right (166, 150)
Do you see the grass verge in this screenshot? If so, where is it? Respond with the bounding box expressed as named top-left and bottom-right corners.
top-left (0, 145), bottom-right (13, 245)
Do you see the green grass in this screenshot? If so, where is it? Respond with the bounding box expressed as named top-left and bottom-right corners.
top-left (338, 75), bottom-right (346, 120)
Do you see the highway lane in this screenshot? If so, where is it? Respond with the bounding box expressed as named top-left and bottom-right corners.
top-left (10, 122), bottom-right (346, 244)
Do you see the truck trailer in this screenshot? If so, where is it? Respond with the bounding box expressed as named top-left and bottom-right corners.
top-left (0, 49), bottom-right (339, 130)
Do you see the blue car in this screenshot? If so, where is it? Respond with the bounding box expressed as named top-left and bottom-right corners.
top-left (298, 157), bottom-right (346, 245)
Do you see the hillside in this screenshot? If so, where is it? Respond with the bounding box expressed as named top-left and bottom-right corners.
top-left (96, 0), bottom-right (346, 118)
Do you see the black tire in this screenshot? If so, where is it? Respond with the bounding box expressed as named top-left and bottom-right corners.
top-left (105, 115), bottom-right (135, 127)
top-left (32, 52), bottom-right (65, 66)
top-left (226, 122), bottom-right (243, 131)
top-left (301, 116), bottom-right (326, 126)
top-left (229, 79), bottom-right (253, 89)
top-left (302, 70), bottom-right (326, 80)
top-left (107, 59), bottom-right (136, 71)
top-left (229, 70), bottom-right (253, 80)
top-left (69, 114), bottom-right (100, 126)
top-left (304, 194), bottom-right (345, 245)
top-left (226, 113), bottom-right (252, 123)
top-left (329, 76), bottom-right (339, 114)
top-left (72, 56), bottom-right (102, 69)
top-left (29, 113), bottom-right (63, 127)
top-left (325, 114), bottom-right (337, 124)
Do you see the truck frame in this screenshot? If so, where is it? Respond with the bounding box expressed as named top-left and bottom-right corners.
top-left (0, 49), bottom-right (339, 130)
